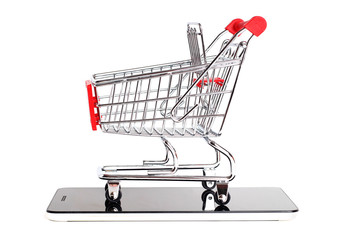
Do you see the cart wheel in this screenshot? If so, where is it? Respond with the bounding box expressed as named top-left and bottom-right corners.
top-left (105, 200), bottom-right (122, 212)
top-left (105, 204), bottom-right (122, 212)
top-left (215, 205), bottom-right (230, 211)
top-left (202, 181), bottom-right (216, 190)
top-left (214, 192), bottom-right (231, 205)
top-left (201, 190), bottom-right (215, 211)
top-left (105, 188), bottom-right (122, 203)
top-left (201, 189), bottom-right (215, 202)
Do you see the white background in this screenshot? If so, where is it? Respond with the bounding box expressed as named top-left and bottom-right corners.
top-left (1, 0), bottom-right (348, 239)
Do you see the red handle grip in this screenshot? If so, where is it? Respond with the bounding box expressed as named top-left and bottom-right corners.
top-left (225, 16), bottom-right (267, 37)
top-left (86, 80), bottom-right (99, 131)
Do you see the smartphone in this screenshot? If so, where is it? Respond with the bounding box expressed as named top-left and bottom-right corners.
top-left (46, 187), bottom-right (298, 221)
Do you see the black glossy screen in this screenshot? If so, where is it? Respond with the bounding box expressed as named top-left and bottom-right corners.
top-left (47, 187), bottom-right (298, 214)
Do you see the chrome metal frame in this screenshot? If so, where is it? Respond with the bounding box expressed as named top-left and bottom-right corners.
top-left (90, 23), bottom-right (256, 202)
top-left (99, 136), bottom-right (235, 202)
top-left (98, 137), bottom-right (235, 182)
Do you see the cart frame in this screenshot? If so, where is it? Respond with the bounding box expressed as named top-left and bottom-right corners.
top-left (86, 17), bottom-right (267, 204)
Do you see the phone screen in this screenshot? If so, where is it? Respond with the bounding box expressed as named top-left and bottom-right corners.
top-left (47, 187), bottom-right (298, 214)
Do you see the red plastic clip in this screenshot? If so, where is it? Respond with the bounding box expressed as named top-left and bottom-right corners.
top-left (85, 80), bottom-right (100, 131)
top-left (195, 77), bottom-right (225, 88)
top-left (225, 16), bottom-right (267, 37)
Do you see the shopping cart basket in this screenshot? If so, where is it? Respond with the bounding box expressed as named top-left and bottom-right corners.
top-left (86, 16), bottom-right (267, 204)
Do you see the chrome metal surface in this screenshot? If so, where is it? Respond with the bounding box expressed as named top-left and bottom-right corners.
top-left (187, 23), bottom-right (206, 69)
top-left (88, 21), bottom-right (260, 190)
top-left (203, 168), bottom-right (216, 188)
top-left (98, 136), bottom-right (235, 183)
top-left (216, 182), bottom-right (229, 203)
top-left (107, 181), bottom-right (120, 200)
top-left (168, 30), bottom-right (246, 123)
top-left (90, 26), bottom-right (251, 138)
top-left (147, 137), bottom-right (178, 175)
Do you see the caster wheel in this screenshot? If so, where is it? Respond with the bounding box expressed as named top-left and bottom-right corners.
top-left (214, 192), bottom-right (231, 205)
top-left (201, 190), bottom-right (215, 211)
top-left (105, 187), bottom-right (122, 203)
top-left (201, 189), bottom-right (215, 202)
top-left (215, 205), bottom-right (230, 211)
top-left (106, 204), bottom-right (122, 212)
top-left (202, 181), bottom-right (216, 190)
top-left (105, 200), bottom-right (122, 212)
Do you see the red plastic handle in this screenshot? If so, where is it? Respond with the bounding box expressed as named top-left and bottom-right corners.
top-left (225, 16), bottom-right (267, 37)
top-left (86, 80), bottom-right (99, 131)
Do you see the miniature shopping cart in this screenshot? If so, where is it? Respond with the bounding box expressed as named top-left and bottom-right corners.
top-left (86, 17), bottom-right (267, 205)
